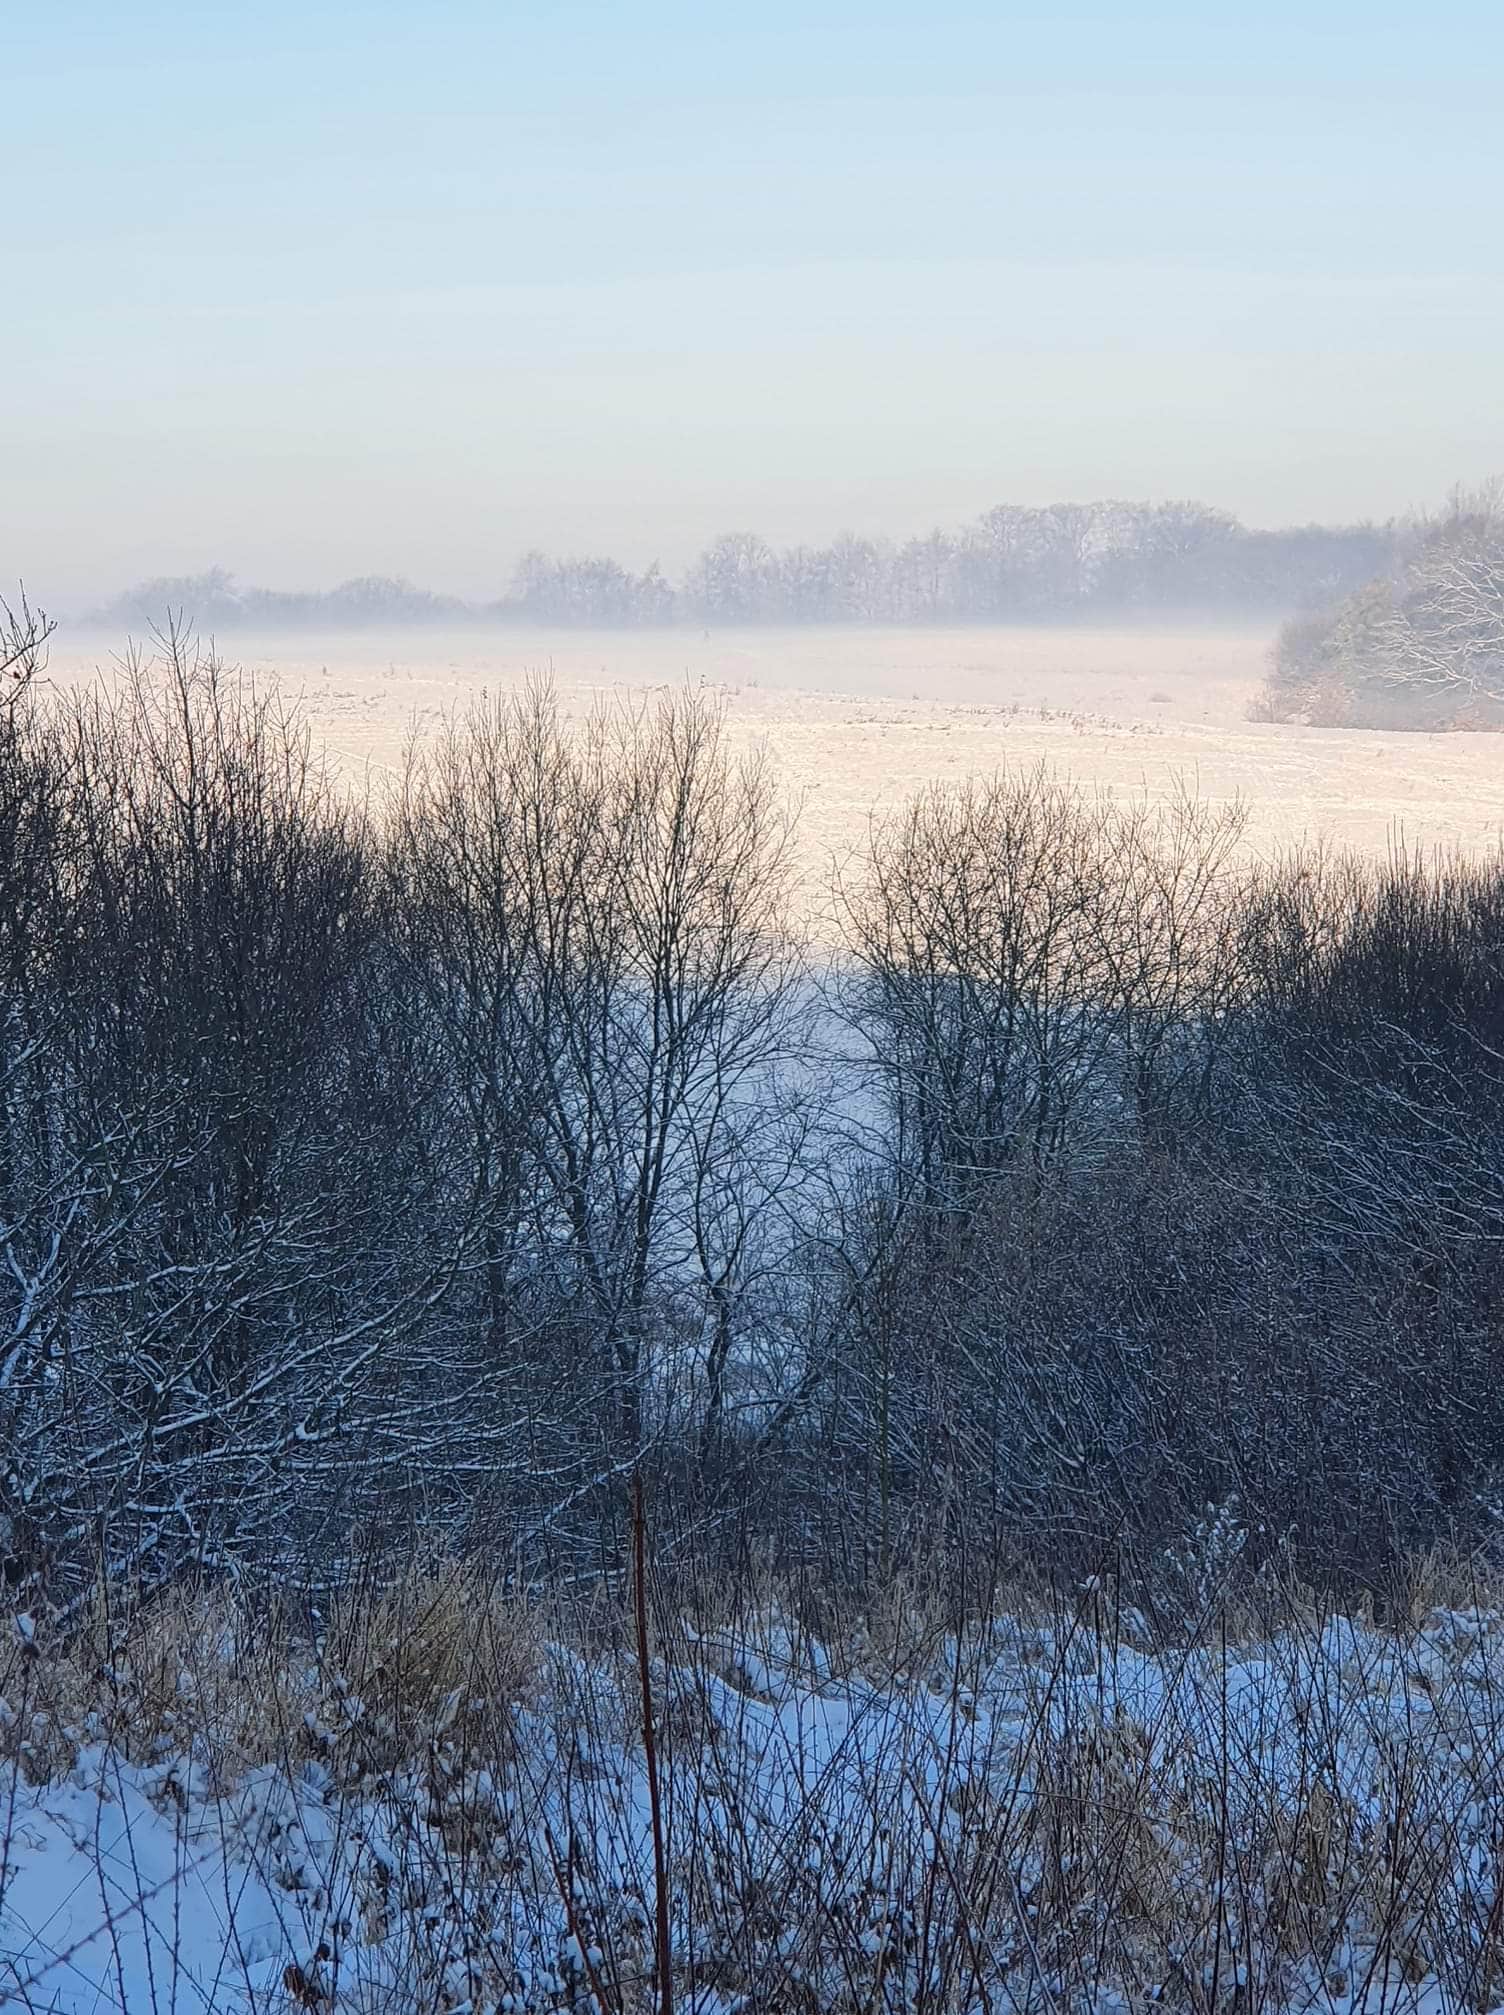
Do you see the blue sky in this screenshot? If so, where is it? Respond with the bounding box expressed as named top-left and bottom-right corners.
top-left (6, 1), bottom-right (1503, 602)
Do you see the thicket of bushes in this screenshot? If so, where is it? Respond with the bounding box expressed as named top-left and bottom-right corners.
top-left (4, 619), bottom-right (1504, 1613)
top-left (1258, 484), bottom-right (1504, 728)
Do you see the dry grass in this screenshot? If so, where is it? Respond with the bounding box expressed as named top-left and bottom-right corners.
top-left (8, 1549), bottom-right (1504, 2011)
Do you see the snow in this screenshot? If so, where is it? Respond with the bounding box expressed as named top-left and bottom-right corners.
top-left (0, 1753), bottom-right (292, 2007)
top-left (4, 1606), bottom-right (1504, 2011)
top-left (46, 623), bottom-right (1504, 903)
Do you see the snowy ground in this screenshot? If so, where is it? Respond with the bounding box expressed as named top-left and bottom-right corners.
top-left (6, 1596), bottom-right (1504, 2013)
top-left (49, 623), bottom-right (1504, 918)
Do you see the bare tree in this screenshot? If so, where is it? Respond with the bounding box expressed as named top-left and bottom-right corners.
top-left (1378, 484), bottom-right (1504, 706)
top-left (394, 683), bottom-right (805, 1467)
top-left (838, 765), bottom-right (1142, 1220)
top-left (0, 590), bottom-right (54, 705)
top-left (1261, 481), bottom-right (1504, 726)
top-left (0, 630), bottom-right (466, 1593)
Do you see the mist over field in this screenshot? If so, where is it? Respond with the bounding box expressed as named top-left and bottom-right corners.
top-left (43, 617), bottom-right (1504, 897)
top-left (76, 497), bottom-right (1391, 630)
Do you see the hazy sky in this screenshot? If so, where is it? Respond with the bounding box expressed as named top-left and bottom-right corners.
top-left (7, 1), bottom-right (1503, 605)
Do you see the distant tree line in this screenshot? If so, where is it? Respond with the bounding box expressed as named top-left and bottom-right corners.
top-left (87, 499), bottom-right (1394, 633)
top-left (1260, 482), bottom-right (1504, 728)
top-left (5, 614), bottom-right (1504, 1612)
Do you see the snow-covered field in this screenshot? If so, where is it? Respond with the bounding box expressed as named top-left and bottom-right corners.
top-left (51, 624), bottom-right (1504, 915)
top-left (7, 1584), bottom-right (1504, 2013)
